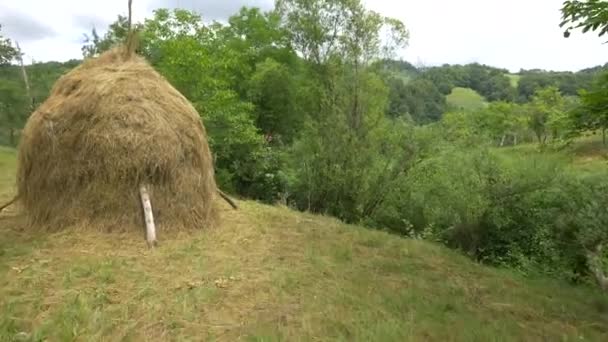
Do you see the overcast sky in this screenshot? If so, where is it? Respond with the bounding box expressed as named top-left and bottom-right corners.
top-left (0, 0), bottom-right (605, 72)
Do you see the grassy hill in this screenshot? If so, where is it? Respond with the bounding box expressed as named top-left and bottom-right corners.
top-left (446, 87), bottom-right (488, 111)
top-left (507, 74), bottom-right (521, 88)
top-left (1, 148), bottom-right (607, 341)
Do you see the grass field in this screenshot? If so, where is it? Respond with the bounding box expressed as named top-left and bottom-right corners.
top-left (446, 87), bottom-right (488, 111)
top-left (498, 133), bottom-right (608, 174)
top-left (1, 147), bottom-right (608, 341)
top-left (507, 74), bottom-right (521, 88)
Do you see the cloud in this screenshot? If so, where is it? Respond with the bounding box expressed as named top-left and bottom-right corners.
top-left (0, 7), bottom-right (57, 41)
top-left (71, 14), bottom-right (114, 32)
top-left (1, 0), bottom-right (605, 70)
top-left (147, 0), bottom-right (274, 21)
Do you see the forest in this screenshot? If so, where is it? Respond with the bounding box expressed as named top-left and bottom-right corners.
top-left (1, 0), bottom-right (608, 290)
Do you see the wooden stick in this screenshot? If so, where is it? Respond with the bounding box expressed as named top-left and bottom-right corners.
top-left (128, 0), bottom-right (133, 31)
top-left (218, 189), bottom-right (238, 210)
top-left (139, 184), bottom-right (157, 248)
top-left (0, 195), bottom-right (18, 213)
top-left (15, 42), bottom-right (33, 112)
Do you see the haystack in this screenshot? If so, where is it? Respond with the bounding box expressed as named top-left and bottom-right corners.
top-left (16, 46), bottom-right (218, 233)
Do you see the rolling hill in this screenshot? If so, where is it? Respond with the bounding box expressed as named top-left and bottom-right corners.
top-left (446, 87), bottom-right (488, 111)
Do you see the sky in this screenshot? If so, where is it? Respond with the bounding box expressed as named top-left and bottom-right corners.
top-left (0, 0), bottom-right (605, 72)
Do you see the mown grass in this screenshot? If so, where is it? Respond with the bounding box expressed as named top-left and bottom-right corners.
top-left (507, 74), bottom-right (521, 88)
top-left (1, 148), bottom-right (608, 341)
top-left (446, 87), bottom-right (488, 111)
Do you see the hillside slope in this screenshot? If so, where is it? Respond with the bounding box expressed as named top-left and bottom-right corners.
top-left (0, 148), bottom-right (607, 341)
top-left (446, 87), bottom-right (488, 111)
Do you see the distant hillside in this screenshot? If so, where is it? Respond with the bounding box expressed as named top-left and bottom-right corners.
top-left (507, 74), bottom-right (521, 87)
top-left (446, 87), bottom-right (487, 111)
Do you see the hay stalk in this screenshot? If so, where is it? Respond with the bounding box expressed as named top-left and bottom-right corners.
top-left (139, 184), bottom-right (157, 247)
top-left (0, 195), bottom-right (18, 213)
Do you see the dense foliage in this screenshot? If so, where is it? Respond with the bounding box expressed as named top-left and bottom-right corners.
top-left (1, 0), bottom-right (608, 290)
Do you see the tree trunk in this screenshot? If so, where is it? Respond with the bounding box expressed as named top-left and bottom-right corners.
top-left (500, 134), bottom-right (506, 147)
top-left (603, 127), bottom-right (606, 146)
top-left (351, 60), bottom-right (360, 132)
top-left (535, 130), bottom-right (542, 145)
top-left (9, 128), bottom-right (15, 147)
top-left (139, 184), bottom-right (157, 248)
top-left (513, 134), bottom-right (518, 146)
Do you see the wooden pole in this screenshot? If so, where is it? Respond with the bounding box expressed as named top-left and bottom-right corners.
top-left (218, 189), bottom-right (238, 210)
top-left (15, 42), bottom-right (33, 111)
top-left (128, 0), bottom-right (133, 30)
top-left (587, 244), bottom-right (608, 291)
top-left (139, 184), bottom-right (157, 248)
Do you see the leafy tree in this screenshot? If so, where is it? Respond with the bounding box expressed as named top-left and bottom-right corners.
top-left (527, 87), bottom-right (566, 144)
top-left (0, 80), bottom-right (28, 145)
top-left (278, 0), bottom-right (413, 222)
top-left (574, 70), bottom-right (608, 144)
top-left (247, 58), bottom-right (300, 143)
top-left (517, 73), bottom-right (559, 102)
top-left (484, 102), bottom-right (527, 146)
top-left (0, 24), bottom-right (18, 65)
top-left (561, 0), bottom-right (608, 39)
top-left (420, 67), bottom-right (457, 95)
top-left (399, 78), bottom-right (446, 124)
top-left (276, 0), bottom-right (408, 66)
top-left (81, 15), bottom-right (145, 57)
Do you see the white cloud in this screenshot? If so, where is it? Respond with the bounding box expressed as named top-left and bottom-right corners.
top-left (1, 0), bottom-right (605, 71)
top-left (365, 0), bottom-right (607, 72)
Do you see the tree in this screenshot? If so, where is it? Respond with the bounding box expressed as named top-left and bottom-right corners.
top-left (247, 58), bottom-right (300, 143)
top-left (560, 0), bottom-right (608, 40)
top-left (0, 80), bottom-right (28, 145)
top-left (574, 70), bottom-right (608, 144)
top-left (278, 0), bottom-right (413, 222)
top-left (0, 24), bottom-right (18, 65)
top-left (81, 15), bottom-right (144, 57)
top-left (484, 102), bottom-right (527, 146)
top-left (399, 78), bottom-right (446, 124)
top-left (527, 87), bottom-right (566, 144)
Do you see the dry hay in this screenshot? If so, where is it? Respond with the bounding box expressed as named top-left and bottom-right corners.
top-left (16, 46), bottom-right (218, 233)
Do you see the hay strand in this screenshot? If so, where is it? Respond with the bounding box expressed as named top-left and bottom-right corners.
top-left (0, 195), bottom-right (18, 213)
top-left (139, 184), bottom-right (157, 247)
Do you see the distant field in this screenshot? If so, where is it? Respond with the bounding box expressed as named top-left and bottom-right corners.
top-left (507, 74), bottom-right (521, 88)
top-left (497, 133), bottom-right (608, 175)
top-left (446, 87), bottom-right (488, 111)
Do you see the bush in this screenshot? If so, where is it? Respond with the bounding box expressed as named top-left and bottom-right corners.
top-left (372, 144), bottom-right (608, 283)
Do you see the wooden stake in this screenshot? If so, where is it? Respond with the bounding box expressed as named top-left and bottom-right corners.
top-left (587, 244), bottom-right (608, 291)
top-left (218, 189), bottom-right (238, 210)
top-left (15, 42), bottom-right (33, 112)
top-left (139, 184), bottom-right (157, 248)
